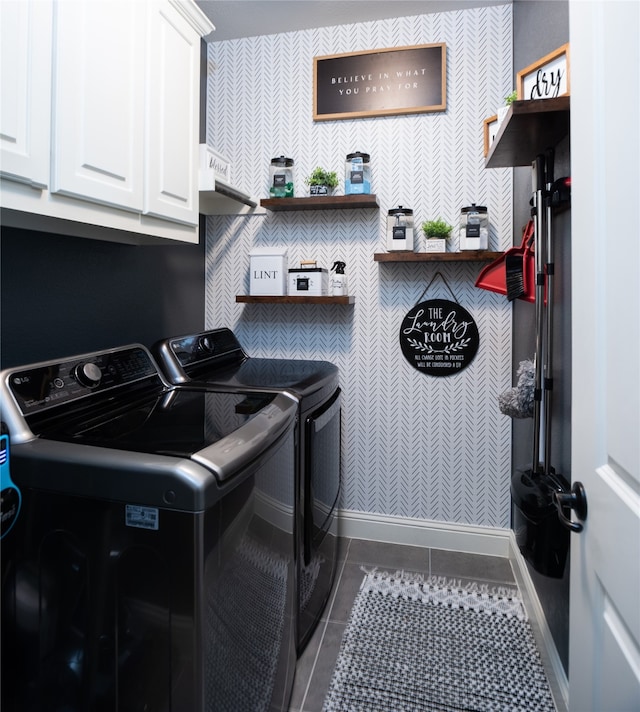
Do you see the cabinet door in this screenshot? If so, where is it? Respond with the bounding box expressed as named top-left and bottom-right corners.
top-left (0, 0), bottom-right (52, 188)
top-left (51, 0), bottom-right (145, 212)
top-left (144, 1), bottom-right (200, 226)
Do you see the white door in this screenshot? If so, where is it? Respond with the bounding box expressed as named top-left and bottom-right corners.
top-left (568, 2), bottom-right (640, 710)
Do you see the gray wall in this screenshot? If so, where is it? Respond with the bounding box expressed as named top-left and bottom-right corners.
top-left (512, 0), bottom-right (570, 674)
top-left (0, 226), bottom-right (205, 368)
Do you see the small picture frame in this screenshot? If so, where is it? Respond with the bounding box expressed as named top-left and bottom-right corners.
top-left (483, 115), bottom-right (499, 156)
top-left (516, 43), bottom-right (570, 101)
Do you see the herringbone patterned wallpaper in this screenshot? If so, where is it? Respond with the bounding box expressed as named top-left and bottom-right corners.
top-left (205, 6), bottom-right (514, 528)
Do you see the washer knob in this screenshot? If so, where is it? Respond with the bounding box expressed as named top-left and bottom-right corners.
top-left (75, 362), bottom-right (102, 387)
top-left (198, 335), bottom-right (215, 353)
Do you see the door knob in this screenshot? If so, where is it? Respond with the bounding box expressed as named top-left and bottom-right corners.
top-left (552, 481), bottom-right (587, 533)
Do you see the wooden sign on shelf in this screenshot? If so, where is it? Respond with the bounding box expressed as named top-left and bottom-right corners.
top-left (517, 44), bottom-right (570, 101)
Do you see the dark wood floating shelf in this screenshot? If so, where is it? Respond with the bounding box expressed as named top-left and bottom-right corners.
top-left (486, 96), bottom-right (570, 168)
top-left (236, 295), bottom-right (355, 304)
top-left (260, 194), bottom-right (379, 211)
top-left (374, 251), bottom-right (503, 263)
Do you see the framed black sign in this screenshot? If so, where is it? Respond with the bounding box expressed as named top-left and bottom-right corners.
top-left (313, 44), bottom-right (446, 121)
top-left (399, 299), bottom-right (479, 376)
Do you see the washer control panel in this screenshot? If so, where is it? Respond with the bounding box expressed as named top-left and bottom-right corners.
top-left (5, 346), bottom-right (159, 416)
top-left (166, 328), bottom-right (244, 369)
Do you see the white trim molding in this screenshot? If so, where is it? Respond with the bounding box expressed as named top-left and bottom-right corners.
top-left (338, 508), bottom-right (511, 557)
top-left (169, 0), bottom-right (214, 36)
top-left (509, 532), bottom-right (569, 712)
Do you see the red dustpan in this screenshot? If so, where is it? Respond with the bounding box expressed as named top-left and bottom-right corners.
top-left (475, 221), bottom-right (536, 302)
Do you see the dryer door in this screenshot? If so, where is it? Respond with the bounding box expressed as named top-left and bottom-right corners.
top-left (304, 388), bottom-right (341, 564)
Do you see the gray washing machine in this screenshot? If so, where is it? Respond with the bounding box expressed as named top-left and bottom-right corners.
top-left (0, 344), bottom-right (298, 712)
top-left (153, 329), bottom-right (341, 654)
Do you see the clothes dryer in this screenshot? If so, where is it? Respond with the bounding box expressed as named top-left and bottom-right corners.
top-left (154, 329), bottom-right (341, 654)
top-left (0, 344), bottom-right (297, 712)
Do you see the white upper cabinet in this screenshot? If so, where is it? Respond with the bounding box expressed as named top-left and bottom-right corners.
top-left (145, 1), bottom-right (202, 225)
top-left (52, 1), bottom-right (146, 213)
top-left (0, 0), bottom-right (214, 244)
top-left (0, 0), bottom-right (53, 188)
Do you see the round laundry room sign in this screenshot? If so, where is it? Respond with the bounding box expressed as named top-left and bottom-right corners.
top-left (399, 299), bottom-right (479, 376)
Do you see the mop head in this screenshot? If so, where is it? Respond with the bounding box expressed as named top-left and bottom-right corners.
top-left (499, 359), bottom-right (535, 418)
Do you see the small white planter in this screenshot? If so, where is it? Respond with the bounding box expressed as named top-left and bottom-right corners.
top-left (308, 185), bottom-right (335, 196)
top-left (424, 239), bottom-right (447, 253)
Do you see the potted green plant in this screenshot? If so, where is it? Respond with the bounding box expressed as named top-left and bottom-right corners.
top-left (498, 90), bottom-right (517, 125)
top-left (304, 167), bottom-right (339, 196)
top-left (422, 218), bottom-right (453, 253)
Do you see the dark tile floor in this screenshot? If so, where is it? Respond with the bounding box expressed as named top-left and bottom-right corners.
top-left (288, 537), bottom-right (517, 712)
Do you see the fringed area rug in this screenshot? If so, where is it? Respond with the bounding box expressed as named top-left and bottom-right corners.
top-left (323, 570), bottom-right (556, 712)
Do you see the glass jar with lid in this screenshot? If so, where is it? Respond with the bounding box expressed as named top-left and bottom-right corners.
top-left (344, 152), bottom-right (371, 195)
top-left (269, 156), bottom-right (294, 198)
top-left (459, 204), bottom-right (488, 250)
top-left (386, 206), bottom-right (414, 251)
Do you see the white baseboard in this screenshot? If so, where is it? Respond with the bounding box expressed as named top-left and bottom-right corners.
top-left (336, 508), bottom-right (569, 712)
top-left (337, 508), bottom-right (511, 557)
top-left (508, 532), bottom-right (570, 712)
